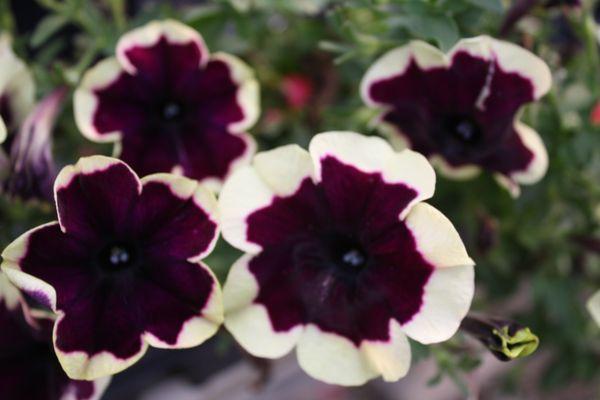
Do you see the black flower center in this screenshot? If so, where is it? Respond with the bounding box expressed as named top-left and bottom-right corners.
top-left (326, 233), bottom-right (369, 272)
top-left (98, 242), bottom-right (137, 271)
top-left (444, 115), bottom-right (482, 145)
top-left (161, 101), bottom-right (183, 122)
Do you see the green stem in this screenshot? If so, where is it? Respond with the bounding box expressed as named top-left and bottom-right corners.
top-left (0, 0), bottom-right (14, 33)
top-left (106, 0), bottom-right (126, 30)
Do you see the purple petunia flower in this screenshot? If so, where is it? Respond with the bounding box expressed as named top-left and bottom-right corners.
top-left (1, 156), bottom-right (223, 380)
top-left (0, 274), bottom-right (110, 399)
top-left (361, 36), bottom-right (551, 196)
top-left (219, 132), bottom-right (475, 386)
top-left (74, 20), bottom-right (260, 191)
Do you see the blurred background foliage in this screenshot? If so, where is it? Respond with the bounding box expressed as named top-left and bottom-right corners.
top-left (0, 0), bottom-right (599, 396)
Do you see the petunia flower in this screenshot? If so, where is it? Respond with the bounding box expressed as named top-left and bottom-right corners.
top-left (0, 273), bottom-right (110, 399)
top-left (74, 19), bottom-right (260, 191)
top-left (219, 131), bottom-right (475, 386)
top-left (0, 33), bottom-right (35, 143)
top-left (2, 87), bottom-right (66, 202)
top-left (361, 36), bottom-right (551, 196)
top-left (2, 156), bottom-right (223, 380)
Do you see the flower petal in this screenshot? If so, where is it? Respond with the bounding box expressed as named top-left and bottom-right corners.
top-left (296, 324), bottom-right (378, 386)
top-left (1, 222), bottom-right (93, 312)
top-left (140, 260), bottom-right (223, 349)
top-left (224, 254), bottom-right (303, 358)
top-left (202, 52), bottom-right (260, 133)
top-left (361, 320), bottom-right (411, 382)
top-left (0, 34), bottom-right (35, 131)
top-left (137, 173), bottom-right (219, 262)
top-left (74, 57), bottom-right (132, 143)
top-left (309, 131), bottom-right (435, 219)
top-left (401, 263), bottom-right (475, 344)
top-left (116, 19), bottom-right (208, 76)
top-left (54, 156), bottom-right (142, 239)
top-left (4, 87), bottom-right (66, 202)
top-left (219, 145), bottom-right (317, 253)
top-left (404, 202), bottom-right (475, 269)
top-left (360, 40), bottom-right (447, 107)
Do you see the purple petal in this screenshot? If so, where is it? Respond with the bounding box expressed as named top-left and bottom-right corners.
top-left (55, 158), bottom-right (141, 239)
top-left (3, 87), bottom-right (66, 202)
top-left (135, 178), bottom-right (218, 261)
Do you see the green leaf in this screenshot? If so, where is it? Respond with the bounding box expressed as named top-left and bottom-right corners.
top-left (30, 15), bottom-right (68, 48)
top-left (464, 0), bottom-right (503, 13)
top-left (390, 11), bottom-right (459, 51)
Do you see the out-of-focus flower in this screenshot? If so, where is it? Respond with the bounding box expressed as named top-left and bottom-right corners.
top-left (219, 132), bottom-right (475, 386)
top-left (74, 19), bottom-right (260, 191)
top-left (587, 290), bottom-right (600, 326)
top-left (0, 273), bottom-right (110, 399)
top-left (0, 34), bottom-right (35, 143)
top-left (2, 156), bottom-right (223, 380)
top-left (361, 36), bottom-right (551, 197)
top-left (460, 315), bottom-right (539, 361)
top-left (590, 101), bottom-right (600, 126)
top-left (281, 74), bottom-right (314, 110)
top-left (2, 88), bottom-right (66, 202)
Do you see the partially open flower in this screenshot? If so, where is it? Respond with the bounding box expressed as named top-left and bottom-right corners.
top-left (361, 36), bottom-right (551, 196)
top-left (2, 87), bottom-right (66, 202)
top-left (74, 19), bottom-right (260, 190)
top-left (460, 315), bottom-right (539, 361)
top-left (0, 34), bottom-right (35, 143)
top-left (0, 273), bottom-right (110, 399)
top-left (220, 132), bottom-right (475, 386)
top-left (2, 156), bottom-right (223, 380)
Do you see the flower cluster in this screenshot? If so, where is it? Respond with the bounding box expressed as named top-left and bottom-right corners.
top-left (0, 15), bottom-right (558, 398)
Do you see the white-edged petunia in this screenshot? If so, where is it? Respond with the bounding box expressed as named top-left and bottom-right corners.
top-left (0, 272), bottom-right (110, 399)
top-left (219, 131), bottom-right (475, 386)
top-left (1, 156), bottom-right (223, 380)
top-left (0, 33), bottom-right (35, 143)
top-left (361, 36), bottom-right (551, 196)
top-left (74, 19), bottom-right (260, 191)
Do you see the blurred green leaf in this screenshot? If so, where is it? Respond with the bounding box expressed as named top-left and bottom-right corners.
top-left (30, 15), bottom-right (68, 48)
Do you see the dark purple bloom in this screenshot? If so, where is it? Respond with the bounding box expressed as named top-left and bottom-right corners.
top-left (361, 36), bottom-right (551, 196)
top-left (2, 156), bottom-right (223, 380)
top-left (74, 20), bottom-right (259, 190)
top-left (2, 87), bottom-right (66, 202)
top-left (0, 274), bottom-right (110, 399)
top-left (219, 132), bottom-right (475, 386)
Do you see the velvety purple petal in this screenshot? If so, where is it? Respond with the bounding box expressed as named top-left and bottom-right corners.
top-left (136, 259), bottom-right (216, 344)
top-left (55, 278), bottom-right (145, 359)
top-left (92, 72), bottom-right (150, 138)
top-left (319, 156), bottom-right (417, 238)
top-left (56, 160), bottom-right (140, 239)
top-left (0, 301), bottom-right (99, 400)
top-left (123, 36), bottom-right (205, 90)
top-left (477, 125), bottom-right (535, 176)
top-left (181, 127), bottom-right (250, 182)
top-left (118, 131), bottom-right (181, 177)
top-left (18, 223), bottom-right (95, 310)
top-left (246, 178), bottom-right (324, 249)
top-left (174, 58), bottom-right (245, 128)
top-left (135, 180), bottom-right (217, 261)
top-left (479, 64), bottom-right (535, 120)
top-left (364, 222), bottom-right (434, 324)
top-left (249, 244), bottom-right (307, 332)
